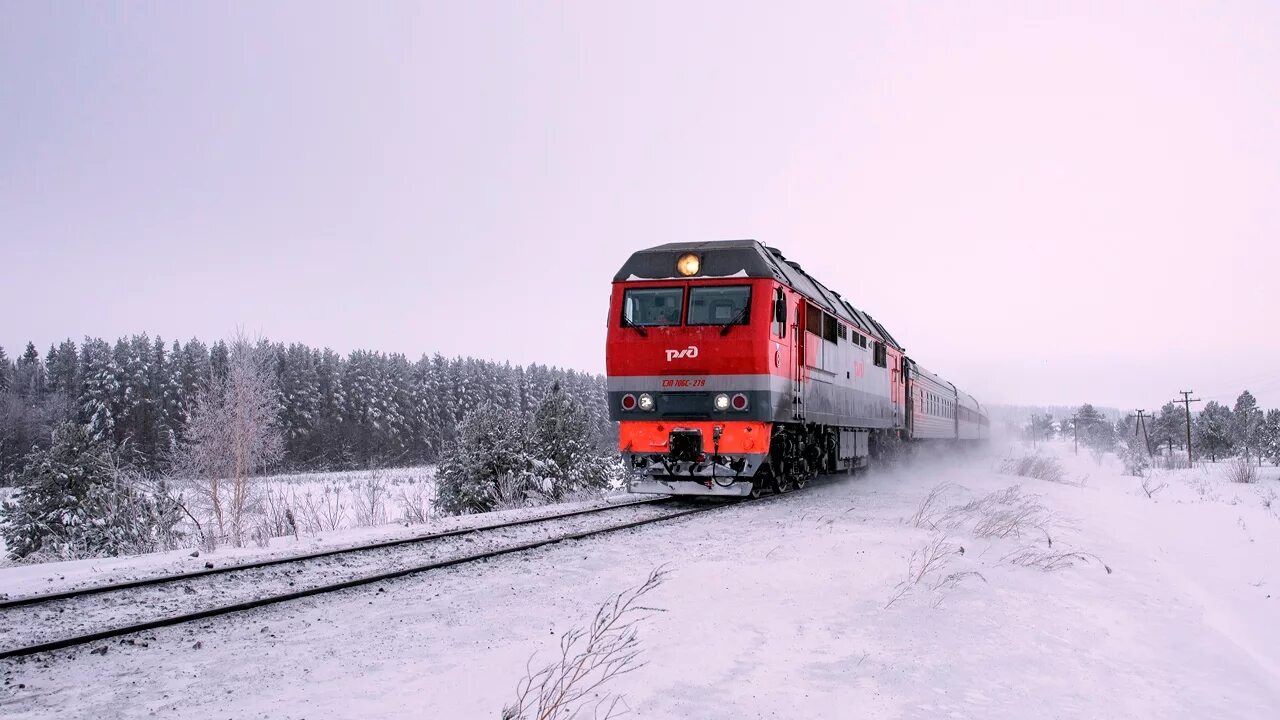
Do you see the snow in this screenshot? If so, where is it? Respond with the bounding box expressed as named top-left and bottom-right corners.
top-left (3, 443), bottom-right (1278, 718)
top-left (625, 269), bottom-right (750, 281)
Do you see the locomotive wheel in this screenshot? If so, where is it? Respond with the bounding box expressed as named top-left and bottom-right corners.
top-left (750, 481), bottom-right (767, 499)
top-left (772, 474), bottom-right (793, 494)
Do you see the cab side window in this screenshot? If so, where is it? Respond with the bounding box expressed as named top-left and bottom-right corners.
top-left (772, 288), bottom-right (787, 338)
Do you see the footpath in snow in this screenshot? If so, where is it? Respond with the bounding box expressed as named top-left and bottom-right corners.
top-left (2, 442), bottom-right (1278, 719)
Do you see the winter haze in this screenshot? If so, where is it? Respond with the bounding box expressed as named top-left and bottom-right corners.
top-left (2, 2), bottom-right (1278, 407)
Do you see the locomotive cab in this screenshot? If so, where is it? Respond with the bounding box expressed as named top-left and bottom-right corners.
top-left (606, 241), bottom-right (797, 496)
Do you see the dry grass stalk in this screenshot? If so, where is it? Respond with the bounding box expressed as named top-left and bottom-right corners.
top-left (885, 535), bottom-right (963, 609)
top-left (503, 566), bottom-right (670, 720)
top-left (910, 483), bottom-right (957, 528)
top-left (398, 484), bottom-right (432, 525)
top-left (999, 545), bottom-right (1112, 574)
top-left (298, 485), bottom-right (346, 532)
top-left (353, 469), bottom-right (388, 526)
top-left (1141, 476), bottom-right (1167, 499)
top-left (933, 486), bottom-right (1050, 540)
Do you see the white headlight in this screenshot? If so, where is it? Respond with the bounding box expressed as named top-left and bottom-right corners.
top-left (638, 393), bottom-right (654, 411)
top-left (714, 393), bottom-right (730, 411)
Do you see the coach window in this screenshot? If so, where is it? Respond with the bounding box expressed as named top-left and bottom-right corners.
top-left (622, 287), bottom-right (683, 327)
top-left (687, 286), bottom-right (751, 326)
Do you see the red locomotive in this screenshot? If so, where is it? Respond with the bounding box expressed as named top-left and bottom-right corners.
top-left (605, 240), bottom-right (989, 497)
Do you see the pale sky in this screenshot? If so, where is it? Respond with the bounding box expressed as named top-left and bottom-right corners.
top-left (2, 2), bottom-right (1277, 411)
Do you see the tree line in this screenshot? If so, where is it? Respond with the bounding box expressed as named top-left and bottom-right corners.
top-left (1022, 392), bottom-right (1280, 464)
top-left (0, 335), bottom-right (616, 480)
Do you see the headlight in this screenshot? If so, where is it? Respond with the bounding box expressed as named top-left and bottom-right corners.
top-left (713, 393), bottom-right (730, 411)
top-left (676, 253), bottom-right (700, 276)
top-left (638, 393), bottom-right (655, 411)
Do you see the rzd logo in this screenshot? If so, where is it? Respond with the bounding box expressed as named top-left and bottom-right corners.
top-left (665, 346), bottom-right (699, 362)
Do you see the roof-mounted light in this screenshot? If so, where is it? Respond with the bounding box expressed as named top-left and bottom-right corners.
top-left (676, 253), bottom-right (700, 276)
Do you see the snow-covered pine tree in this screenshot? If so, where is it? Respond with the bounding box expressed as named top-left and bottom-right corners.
top-left (14, 341), bottom-right (46, 397)
top-left (1, 423), bottom-right (114, 558)
top-left (1075, 403), bottom-right (1114, 452)
top-left (1150, 401), bottom-right (1185, 454)
top-left (1263, 409), bottom-right (1280, 466)
top-left (1230, 390), bottom-right (1265, 463)
top-left (209, 340), bottom-right (229, 385)
top-left (171, 338), bottom-right (211, 443)
top-left (527, 380), bottom-right (614, 499)
top-left (435, 401), bottom-right (530, 515)
top-left (315, 347), bottom-right (348, 466)
top-left (277, 342), bottom-right (322, 463)
top-left (430, 353), bottom-right (456, 459)
top-left (384, 352), bottom-right (415, 462)
top-left (78, 337), bottom-right (120, 446)
top-left (0, 422), bottom-right (180, 560)
top-left (1194, 401), bottom-right (1234, 462)
top-left (112, 334), bottom-right (157, 462)
top-left (341, 349), bottom-right (380, 461)
top-left (0, 346), bottom-right (11, 392)
top-left (149, 335), bottom-right (182, 465)
top-left (44, 340), bottom-right (76, 397)
top-left (407, 355), bottom-right (437, 463)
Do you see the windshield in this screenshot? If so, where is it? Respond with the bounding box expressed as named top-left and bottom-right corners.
top-left (622, 287), bottom-right (684, 326)
top-left (687, 285), bottom-right (751, 326)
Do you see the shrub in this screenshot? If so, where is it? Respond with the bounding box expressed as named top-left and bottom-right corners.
top-left (1155, 452), bottom-right (1192, 470)
top-left (0, 423), bottom-right (182, 560)
top-left (1120, 442), bottom-right (1151, 477)
top-left (1225, 456), bottom-right (1258, 484)
top-left (999, 455), bottom-right (1066, 484)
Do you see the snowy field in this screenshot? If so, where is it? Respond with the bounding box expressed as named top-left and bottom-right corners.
top-left (250, 465), bottom-right (437, 534)
top-left (3, 442), bottom-right (1279, 719)
top-left (0, 466), bottom-right (437, 570)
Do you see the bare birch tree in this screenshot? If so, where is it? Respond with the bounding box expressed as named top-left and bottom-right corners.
top-left (176, 335), bottom-right (282, 547)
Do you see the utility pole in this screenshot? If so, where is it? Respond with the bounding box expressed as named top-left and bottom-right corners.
top-left (1071, 414), bottom-right (1080, 455)
top-left (1133, 409), bottom-right (1153, 455)
top-left (1172, 391), bottom-right (1201, 465)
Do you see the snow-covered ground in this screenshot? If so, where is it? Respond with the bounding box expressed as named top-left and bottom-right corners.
top-left (3, 442), bottom-right (1278, 719)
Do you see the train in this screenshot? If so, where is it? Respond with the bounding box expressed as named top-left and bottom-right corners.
top-left (605, 239), bottom-right (989, 497)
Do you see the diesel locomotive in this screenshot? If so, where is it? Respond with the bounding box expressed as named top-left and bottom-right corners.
top-left (605, 240), bottom-right (989, 497)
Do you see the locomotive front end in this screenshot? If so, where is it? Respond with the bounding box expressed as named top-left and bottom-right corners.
top-left (605, 241), bottom-right (790, 497)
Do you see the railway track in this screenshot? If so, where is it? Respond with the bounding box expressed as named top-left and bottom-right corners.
top-left (0, 494), bottom-right (759, 659)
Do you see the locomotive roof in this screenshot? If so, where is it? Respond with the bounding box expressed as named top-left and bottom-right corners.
top-left (614, 239), bottom-right (903, 351)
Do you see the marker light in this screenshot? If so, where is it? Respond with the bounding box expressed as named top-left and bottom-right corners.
top-left (621, 394), bottom-right (636, 411)
top-left (731, 393), bottom-right (748, 411)
top-left (714, 393), bottom-right (731, 411)
top-left (676, 253), bottom-right (701, 276)
top-left (638, 393), bottom-right (655, 411)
